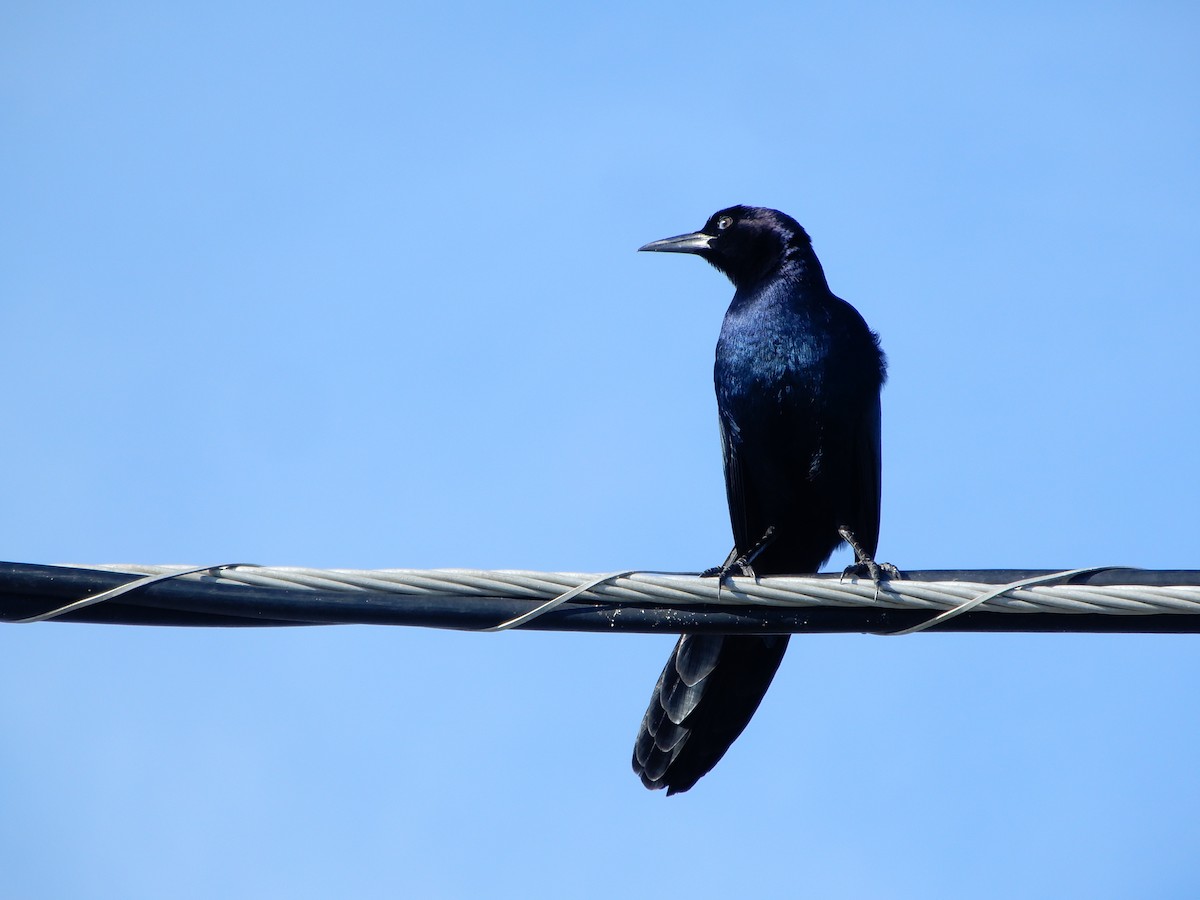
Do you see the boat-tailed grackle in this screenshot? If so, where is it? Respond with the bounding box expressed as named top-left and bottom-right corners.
top-left (634, 206), bottom-right (888, 794)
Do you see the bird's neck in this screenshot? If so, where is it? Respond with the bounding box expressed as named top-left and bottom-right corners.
top-left (723, 244), bottom-right (830, 295)
top-left (778, 245), bottom-right (830, 291)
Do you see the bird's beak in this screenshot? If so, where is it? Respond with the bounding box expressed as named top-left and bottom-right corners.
top-left (637, 231), bottom-right (715, 254)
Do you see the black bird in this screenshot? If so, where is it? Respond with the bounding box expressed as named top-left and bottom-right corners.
top-left (633, 206), bottom-right (887, 794)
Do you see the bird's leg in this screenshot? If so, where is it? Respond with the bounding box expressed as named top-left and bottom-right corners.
top-left (701, 526), bottom-right (776, 580)
top-left (736, 525), bottom-right (777, 573)
top-left (837, 525), bottom-right (899, 585)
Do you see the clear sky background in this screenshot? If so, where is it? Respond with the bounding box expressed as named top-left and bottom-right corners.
top-left (3, 3), bottom-right (1199, 898)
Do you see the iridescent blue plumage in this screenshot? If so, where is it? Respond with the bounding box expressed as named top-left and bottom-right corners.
top-left (634, 206), bottom-right (887, 793)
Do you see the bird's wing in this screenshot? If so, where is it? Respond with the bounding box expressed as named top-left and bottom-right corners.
top-left (850, 391), bottom-right (883, 560)
top-left (718, 406), bottom-right (755, 553)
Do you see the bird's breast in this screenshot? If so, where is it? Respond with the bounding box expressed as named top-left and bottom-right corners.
top-left (715, 305), bottom-right (830, 401)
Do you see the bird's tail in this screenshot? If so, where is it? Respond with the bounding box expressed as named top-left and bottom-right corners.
top-left (632, 633), bottom-right (790, 794)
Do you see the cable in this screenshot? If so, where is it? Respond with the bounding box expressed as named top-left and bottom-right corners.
top-left (4, 561), bottom-right (1200, 634)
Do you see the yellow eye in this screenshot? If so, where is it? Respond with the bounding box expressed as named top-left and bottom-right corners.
top-left (717, 216), bottom-right (733, 230)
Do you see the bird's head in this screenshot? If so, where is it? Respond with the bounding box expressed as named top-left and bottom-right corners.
top-left (638, 206), bottom-right (815, 288)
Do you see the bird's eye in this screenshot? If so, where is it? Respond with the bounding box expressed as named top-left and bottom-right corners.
top-left (717, 216), bottom-right (733, 230)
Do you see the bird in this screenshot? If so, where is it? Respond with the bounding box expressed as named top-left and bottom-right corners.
top-left (633, 205), bottom-right (888, 794)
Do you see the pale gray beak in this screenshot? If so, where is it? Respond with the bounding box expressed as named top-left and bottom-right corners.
top-left (638, 231), bottom-right (715, 254)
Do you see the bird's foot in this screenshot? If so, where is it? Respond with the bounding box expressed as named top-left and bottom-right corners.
top-left (840, 559), bottom-right (900, 602)
top-left (700, 527), bottom-right (776, 586)
top-left (701, 555), bottom-right (748, 602)
top-left (836, 525), bottom-right (899, 597)
top-left (701, 560), bottom-right (757, 579)
top-left (701, 546), bottom-right (740, 579)
top-left (701, 552), bottom-right (757, 581)
top-left (840, 558), bottom-right (901, 583)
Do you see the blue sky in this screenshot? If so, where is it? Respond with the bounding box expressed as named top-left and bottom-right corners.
top-left (3, 3), bottom-right (1199, 897)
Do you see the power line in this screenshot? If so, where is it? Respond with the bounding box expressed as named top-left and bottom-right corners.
top-left (3, 561), bottom-right (1200, 634)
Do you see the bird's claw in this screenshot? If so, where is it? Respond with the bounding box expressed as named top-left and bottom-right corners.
top-left (701, 526), bottom-right (775, 582)
top-left (840, 559), bottom-right (900, 584)
top-left (840, 559), bottom-right (900, 602)
top-left (701, 559), bottom-right (756, 580)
